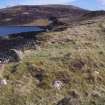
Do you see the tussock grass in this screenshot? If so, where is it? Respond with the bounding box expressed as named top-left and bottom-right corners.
top-left (0, 20), bottom-right (105, 105)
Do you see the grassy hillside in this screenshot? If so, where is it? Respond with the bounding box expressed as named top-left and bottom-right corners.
top-left (0, 17), bottom-right (105, 105)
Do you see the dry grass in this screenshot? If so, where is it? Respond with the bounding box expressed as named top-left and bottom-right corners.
top-left (0, 19), bottom-right (105, 105)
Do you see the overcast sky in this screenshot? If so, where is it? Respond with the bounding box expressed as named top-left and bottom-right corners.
top-left (0, 0), bottom-right (105, 10)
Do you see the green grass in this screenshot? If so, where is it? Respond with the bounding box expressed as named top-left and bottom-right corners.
top-left (0, 20), bottom-right (105, 105)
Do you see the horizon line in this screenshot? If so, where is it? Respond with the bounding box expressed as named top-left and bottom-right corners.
top-left (0, 4), bottom-right (105, 11)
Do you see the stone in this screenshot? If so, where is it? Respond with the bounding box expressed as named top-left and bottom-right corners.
top-left (53, 80), bottom-right (63, 90)
top-left (0, 79), bottom-right (7, 85)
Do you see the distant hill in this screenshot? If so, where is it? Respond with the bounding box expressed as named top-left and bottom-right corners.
top-left (81, 10), bottom-right (105, 20)
top-left (0, 5), bottom-right (105, 26)
top-left (0, 5), bottom-right (88, 26)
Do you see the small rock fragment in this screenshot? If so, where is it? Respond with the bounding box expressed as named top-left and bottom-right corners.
top-left (53, 80), bottom-right (63, 90)
top-left (0, 79), bottom-right (7, 85)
